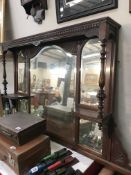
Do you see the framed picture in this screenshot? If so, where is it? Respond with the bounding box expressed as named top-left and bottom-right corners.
top-left (129, 0), bottom-right (131, 13)
top-left (0, 0), bottom-right (5, 42)
top-left (56, 0), bottom-right (118, 23)
top-left (84, 73), bottom-right (98, 87)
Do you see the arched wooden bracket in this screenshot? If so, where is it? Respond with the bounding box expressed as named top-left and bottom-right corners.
top-left (102, 113), bottom-right (116, 138)
top-left (21, 0), bottom-right (48, 24)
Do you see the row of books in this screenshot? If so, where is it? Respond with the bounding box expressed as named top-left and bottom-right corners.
top-left (27, 148), bottom-right (83, 175)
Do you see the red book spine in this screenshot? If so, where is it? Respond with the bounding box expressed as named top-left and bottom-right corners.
top-left (47, 156), bottom-right (74, 171)
top-left (48, 161), bottom-right (62, 171)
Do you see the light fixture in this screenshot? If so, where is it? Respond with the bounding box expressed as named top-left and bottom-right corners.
top-left (82, 53), bottom-right (100, 59)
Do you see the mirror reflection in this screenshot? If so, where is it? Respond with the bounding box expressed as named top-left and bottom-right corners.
top-left (18, 51), bottom-right (28, 93)
top-left (30, 45), bottom-right (76, 118)
top-left (80, 38), bottom-right (101, 107)
top-left (79, 119), bottom-right (102, 153)
top-left (59, 0), bottom-right (113, 19)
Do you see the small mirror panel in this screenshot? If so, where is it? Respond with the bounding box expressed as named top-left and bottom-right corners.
top-left (18, 51), bottom-right (28, 94)
top-left (80, 38), bottom-right (101, 108)
top-left (79, 118), bottom-right (102, 154)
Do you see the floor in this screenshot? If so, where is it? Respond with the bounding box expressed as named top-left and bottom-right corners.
top-left (0, 141), bottom-right (93, 175)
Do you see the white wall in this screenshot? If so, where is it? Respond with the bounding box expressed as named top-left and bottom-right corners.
top-left (2, 0), bottom-right (131, 162)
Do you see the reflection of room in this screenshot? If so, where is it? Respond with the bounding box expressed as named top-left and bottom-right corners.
top-left (64, 0), bottom-right (107, 8)
top-left (79, 119), bottom-right (102, 153)
top-left (80, 39), bottom-right (101, 107)
top-left (18, 53), bottom-right (27, 94)
top-left (30, 46), bottom-right (76, 119)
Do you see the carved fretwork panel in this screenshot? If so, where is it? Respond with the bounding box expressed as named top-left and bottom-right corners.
top-left (23, 46), bottom-right (43, 60)
top-left (56, 41), bottom-right (78, 55)
top-left (111, 133), bottom-right (130, 169)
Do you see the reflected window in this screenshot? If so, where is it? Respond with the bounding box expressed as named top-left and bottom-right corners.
top-left (30, 45), bottom-right (76, 118)
top-left (79, 119), bottom-right (102, 153)
top-left (80, 38), bottom-right (101, 108)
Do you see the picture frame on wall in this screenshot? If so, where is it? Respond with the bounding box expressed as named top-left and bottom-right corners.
top-left (129, 0), bottom-right (131, 13)
top-left (0, 0), bottom-right (5, 42)
top-left (56, 0), bottom-right (118, 23)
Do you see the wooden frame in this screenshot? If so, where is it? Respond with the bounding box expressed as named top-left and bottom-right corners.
top-left (0, 0), bottom-right (5, 42)
top-left (129, 0), bottom-right (131, 13)
top-left (0, 91), bottom-right (3, 116)
top-left (2, 17), bottom-right (131, 174)
top-left (56, 0), bottom-right (118, 23)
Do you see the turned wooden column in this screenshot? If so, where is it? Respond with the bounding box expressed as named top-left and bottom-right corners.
top-left (2, 51), bottom-right (8, 95)
top-left (97, 39), bottom-right (107, 129)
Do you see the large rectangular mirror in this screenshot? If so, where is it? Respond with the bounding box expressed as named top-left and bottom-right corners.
top-left (30, 45), bottom-right (76, 118)
top-left (30, 45), bottom-right (76, 143)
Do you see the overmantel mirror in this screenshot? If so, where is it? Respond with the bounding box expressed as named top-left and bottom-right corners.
top-left (2, 17), bottom-right (131, 174)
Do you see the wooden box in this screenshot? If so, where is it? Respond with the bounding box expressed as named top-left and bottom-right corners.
top-left (0, 133), bottom-right (50, 175)
top-left (46, 105), bottom-right (75, 144)
top-left (0, 112), bottom-right (46, 145)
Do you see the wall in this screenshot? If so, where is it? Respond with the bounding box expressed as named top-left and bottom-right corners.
top-left (2, 0), bottom-right (131, 163)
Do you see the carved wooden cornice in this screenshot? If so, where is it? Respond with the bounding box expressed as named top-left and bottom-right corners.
top-left (2, 17), bottom-right (120, 51)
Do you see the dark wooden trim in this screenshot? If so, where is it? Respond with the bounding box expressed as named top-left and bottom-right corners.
top-left (75, 110), bottom-right (101, 123)
top-left (76, 144), bottom-right (131, 175)
top-left (2, 17), bottom-right (120, 51)
top-left (2, 51), bottom-right (8, 95)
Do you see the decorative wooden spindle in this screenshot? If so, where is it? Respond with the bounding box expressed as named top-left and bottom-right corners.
top-left (2, 51), bottom-right (8, 95)
top-left (97, 39), bottom-right (107, 129)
